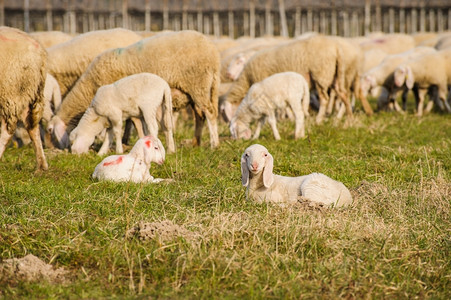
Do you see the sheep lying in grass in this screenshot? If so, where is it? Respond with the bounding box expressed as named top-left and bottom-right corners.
top-left (70, 73), bottom-right (175, 155)
top-left (92, 136), bottom-right (166, 183)
top-left (229, 72), bottom-right (310, 140)
top-left (240, 144), bottom-right (353, 207)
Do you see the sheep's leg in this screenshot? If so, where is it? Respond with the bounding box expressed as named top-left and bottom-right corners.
top-left (401, 89), bottom-right (408, 111)
top-left (142, 107), bottom-right (159, 139)
top-left (205, 110), bottom-right (219, 148)
top-left (290, 102), bottom-right (305, 139)
top-left (98, 129), bottom-right (113, 156)
top-left (122, 119), bottom-right (133, 145)
top-left (0, 118), bottom-right (14, 159)
top-left (327, 90), bottom-right (336, 116)
top-left (131, 117), bottom-right (145, 138)
top-left (315, 88), bottom-right (329, 124)
top-left (158, 110), bottom-right (175, 154)
top-left (25, 121), bottom-right (48, 171)
top-left (267, 112), bottom-right (281, 140)
top-left (193, 109), bottom-right (204, 146)
top-left (252, 117), bottom-right (266, 140)
top-left (107, 113), bottom-right (124, 154)
top-left (416, 88), bottom-right (428, 117)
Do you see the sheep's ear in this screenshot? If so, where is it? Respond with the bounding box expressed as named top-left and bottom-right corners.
top-left (241, 154), bottom-right (249, 187)
top-left (405, 66), bottom-right (414, 89)
top-left (142, 138), bottom-right (152, 165)
top-left (263, 153), bottom-right (274, 188)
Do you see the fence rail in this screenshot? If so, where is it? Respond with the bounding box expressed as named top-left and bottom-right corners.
top-left (2, 1), bottom-right (451, 38)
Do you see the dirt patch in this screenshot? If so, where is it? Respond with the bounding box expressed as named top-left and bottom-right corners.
top-left (0, 254), bottom-right (67, 283)
top-left (126, 220), bottom-right (195, 243)
top-left (295, 196), bottom-right (327, 212)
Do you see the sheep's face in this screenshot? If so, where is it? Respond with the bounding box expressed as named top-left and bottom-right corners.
top-left (394, 67), bottom-right (406, 87)
top-left (230, 119), bottom-right (251, 140)
top-left (242, 146), bottom-right (268, 174)
top-left (226, 54), bottom-right (247, 81)
top-left (47, 116), bottom-right (69, 149)
top-left (360, 75), bottom-right (376, 99)
top-left (133, 136), bottom-right (166, 166)
top-left (241, 144), bottom-right (274, 188)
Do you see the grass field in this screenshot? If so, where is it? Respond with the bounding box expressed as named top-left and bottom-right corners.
top-left (0, 107), bottom-right (450, 298)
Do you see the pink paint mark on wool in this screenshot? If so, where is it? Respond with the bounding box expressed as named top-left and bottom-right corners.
top-left (0, 35), bottom-right (17, 42)
top-left (103, 156), bottom-right (124, 166)
top-left (145, 140), bottom-right (151, 148)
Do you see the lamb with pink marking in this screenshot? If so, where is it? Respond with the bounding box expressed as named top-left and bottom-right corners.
top-left (92, 136), bottom-right (168, 183)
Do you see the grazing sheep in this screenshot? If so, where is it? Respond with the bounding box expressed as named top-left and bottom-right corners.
top-left (325, 36), bottom-right (374, 120)
top-left (47, 28), bottom-right (142, 98)
top-left (360, 46), bottom-right (436, 111)
top-left (240, 144), bottom-right (353, 207)
top-left (92, 136), bottom-right (166, 183)
top-left (70, 73), bottom-right (175, 155)
top-left (226, 35), bottom-right (348, 125)
top-left (48, 30), bottom-right (220, 150)
top-left (229, 72), bottom-right (310, 140)
top-left (0, 26), bottom-right (48, 170)
top-left (394, 50), bottom-right (451, 116)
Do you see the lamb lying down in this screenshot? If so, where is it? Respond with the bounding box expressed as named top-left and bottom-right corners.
top-left (92, 136), bottom-right (169, 183)
top-left (241, 144), bottom-right (353, 207)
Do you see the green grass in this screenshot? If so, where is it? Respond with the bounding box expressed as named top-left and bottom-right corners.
top-left (0, 109), bottom-right (450, 299)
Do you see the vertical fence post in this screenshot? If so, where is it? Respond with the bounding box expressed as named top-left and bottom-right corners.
top-left (342, 11), bottom-right (349, 37)
top-left (0, 0), bottom-right (4, 27)
top-left (163, 0), bottom-right (169, 30)
top-left (420, 4), bottom-right (426, 32)
top-left (24, 0), bottom-right (29, 32)
top-left (364, 0), bottom-right (371, 35)
top-left (228, 9), bottom-right (234, 38)
top-left (294, 7), bottom-right (301, 36)
top-left (389, 7), bottom-right (395, 33)
top-left (307, 9), bottom-right (312, 32)
top-left (428, 9), bottom-right (435, 32)
top-left (197, 6), bottom-right (203, 33)
top-left (411, 7), bottom-right (417, 33)
top-left (145, 0), bottom-right (150, 31)
top-left (375, 0), bottom-right (381, 32)
top-left (331, 9), bottom-right (337, 35)
top-left (249, 0), bottom-right (255, 38)
top-left (122, 0), bottom-right (128, 29)
top-left (46, 0), bottom-right (52, 31)
top-left (182, 0), bottom-right (188, 30)
top-left (213, 11), bottom-right (220, 37)
top-left (243, 11), bottom-right (249, 36)
top-left (399, 7), bottom-right (405, 33)
top-left (265, 0), bottom-right (272, 36)
top-left (320, 10), bottom-right (326, 34)
top-left (278, 0), bottom-right (288, 37)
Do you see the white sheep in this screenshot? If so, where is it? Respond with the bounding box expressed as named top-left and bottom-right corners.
top-left (0, 26), bottom-right (48, 170)
top-left (394, 49), bottom-right (451, 116)
top-left (240, 144), bottom-right (353, 207)
top-left (230, 72), bottom-right (310, 141)
top-left (70, 73), bottom-right (175, 155)
top-left (360, 46), bottom-right (436, 111)
top-left (92, 136), bottom-right (166, 183)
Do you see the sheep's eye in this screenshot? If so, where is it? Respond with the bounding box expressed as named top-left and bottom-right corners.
top-left (264, 153), bottom-right (268, 157)
top-left (154, 146), bottom-right (159, 150)
top-left (245, 153), bottom-right (249, 157)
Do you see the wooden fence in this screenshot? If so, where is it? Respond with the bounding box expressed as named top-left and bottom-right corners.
top-left (2, 1), bottom-right (451, 38)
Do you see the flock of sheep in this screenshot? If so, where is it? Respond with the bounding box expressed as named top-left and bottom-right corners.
top-left (1, 25), bottom-right (450, 207)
